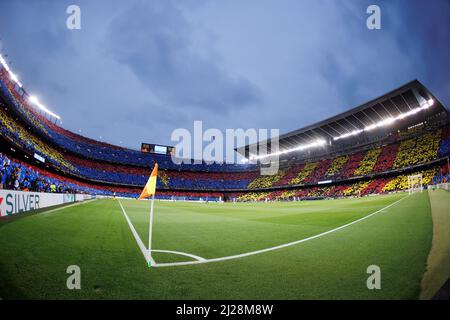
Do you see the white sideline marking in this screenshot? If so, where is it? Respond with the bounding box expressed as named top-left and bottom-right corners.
top-left (152, 194), bottom-right (410, 268)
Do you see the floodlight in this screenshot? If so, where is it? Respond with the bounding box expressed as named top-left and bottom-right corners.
top-left (28, 95), bottom-right (61, 120)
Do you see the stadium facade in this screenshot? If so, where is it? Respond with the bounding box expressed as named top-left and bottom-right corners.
top-left (0, 64), bottom-right (449, 202)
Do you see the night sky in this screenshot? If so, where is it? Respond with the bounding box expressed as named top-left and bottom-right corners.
top-left (0, 0), bottom-right (449, 150)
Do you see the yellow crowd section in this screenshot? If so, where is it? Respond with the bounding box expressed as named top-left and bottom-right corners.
top-left (343, 180), bottom-right (371, 197)
top-left (238, 192), bottom-right (271, 201)
top-left (393, 130), bottom-right (441, 169)
top-left (382, 168), bottom-right (436, 192)
top-left (326, 155), bottom-right (349, 176)
top-left (353, 148), bottom-right (381, 176)
top-left (290, 162), bottom-right (317, 185)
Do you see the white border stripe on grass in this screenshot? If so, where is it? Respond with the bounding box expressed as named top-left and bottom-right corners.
top-left (118, 199), bottom-right (156, 266)
top-left (152, 194), bottom-right (410, 268)
top-left (40, 199), bottom-right (97, 216)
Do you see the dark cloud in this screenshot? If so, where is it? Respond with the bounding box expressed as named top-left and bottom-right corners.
top-left (104, 1), bottom-right (262, 114)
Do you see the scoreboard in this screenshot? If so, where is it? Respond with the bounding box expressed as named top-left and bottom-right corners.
top-left (141, 143), bottom-right (175, 155)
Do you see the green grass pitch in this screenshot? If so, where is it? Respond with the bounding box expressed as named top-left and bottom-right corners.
top-left (0, 192), bottom-right (436, 299)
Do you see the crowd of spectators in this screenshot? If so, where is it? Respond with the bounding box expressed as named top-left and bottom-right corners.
top-left (326, 155), bottom-right (348, 176)
top-left (0, 152), bottom-right (227, 201)
top-left (289, 162), bottom-right (317, 185)
top-left (372, 143), bottom-right (398, 173)
top-left (438, 124), bottom-right (450, 158)
top-left (353, 148), bottom-right (381, 176)
top-left (336, 152), bottom-right (365, 180)
top-left (247, 169), bottom-right (286, 189)
top-left (1, 152), bottom-right (75, 193)
top-left (236, 168), bottom-right (446, 202)
top-left (64, 152), bottom-right (259, 189)
top-left (0, 73), bottom-right (256, 173)
top-left (241, 125), bottom-right (449, 192)
top-left (382, 168), bottom-right (437, 192)
top-left (2, 69), bottom-right (450, 199)
top-left (393, 130), bottom-right (441, 169)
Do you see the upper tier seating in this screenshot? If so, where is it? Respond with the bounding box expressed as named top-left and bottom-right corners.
top-left (326, 155), bottom-right (349, 177)
top-left (336, 152), bottom-right (365, 179)
top-left (274, 163), bottom-right (305, 186)
top-left (393, 130), bottom-right (441, 169)
top-left (236, 168), bottom-right (441, 202)
top-left (1, 71), bottom-right (448, 194)
top-left (0, 104), bottom-right (75, 172)
top-left (64, 153), bottom-right (259, 189)
top-left (303, 158), bottom-right (333, 184)
top-left (0, 72), bottom-right (256, 172)
top-left (382, 168), bottom-right (437, 192)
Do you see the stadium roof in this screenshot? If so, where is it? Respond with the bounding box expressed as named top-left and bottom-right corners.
top-left (237, 79), bottom-right (448, 161)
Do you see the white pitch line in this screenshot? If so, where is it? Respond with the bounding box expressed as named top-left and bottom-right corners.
top-left (152, 249), bottom-right (206, 262)
top-left (118, 199), bottom-right (156, 266)
top-left (152, 194), bottom-right (410, 268)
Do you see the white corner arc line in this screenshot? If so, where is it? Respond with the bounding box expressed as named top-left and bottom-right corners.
top-left (118, 200), bottom-right (156, 266)
top-left (152, 249), bottom-right (206, 262)
top-left (152, 194), bottom-right (410, 268)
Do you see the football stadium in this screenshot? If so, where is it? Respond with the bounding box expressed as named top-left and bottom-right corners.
top-left (0, 1), bottom-right (449, 304)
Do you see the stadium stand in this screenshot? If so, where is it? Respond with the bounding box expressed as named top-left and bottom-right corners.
top-left (336, 152), bottom-right (364, 179)
top-left (0, 104), bottom-right (75, 172)
top-left (438, 124), bottom-right (450, 157)
top-left (373, 143), bottom-right (399, 173)
top-left (1, 69), bottom-right (256, 173)
top-left (382, 168), bottom-right (437, 192)
top-left (1, 64), bottom-right (449, 202)
top-left (273, 163), bottom-right (305, 186)
top-left (247, 169), bottom-right (286, 189)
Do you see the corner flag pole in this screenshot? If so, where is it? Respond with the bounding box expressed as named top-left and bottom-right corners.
top-left (148, 193), bottom-right (155, 267)
top-left (139, 163), bottom-right (158, 267)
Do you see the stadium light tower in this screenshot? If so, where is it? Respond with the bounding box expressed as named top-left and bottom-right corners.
top-left (0, 53), bottom-right (23, 87)
top-left (28, 95), bottom-right (61, 120)
top-left (249, 139), bottom-right (327, 161)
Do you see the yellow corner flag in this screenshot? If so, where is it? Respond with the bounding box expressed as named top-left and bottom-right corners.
top-left (138, 163), bottom-right (158, 200)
